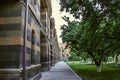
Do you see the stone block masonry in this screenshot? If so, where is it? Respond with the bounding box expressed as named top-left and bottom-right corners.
top-left (0, 0), bottom-right (60, 80)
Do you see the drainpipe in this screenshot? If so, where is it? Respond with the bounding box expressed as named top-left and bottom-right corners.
top-left (22, 0), bottom-right (28, 80)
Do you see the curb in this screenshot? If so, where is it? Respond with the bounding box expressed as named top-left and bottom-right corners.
top-left (65, 62), bottom-right (83, 80)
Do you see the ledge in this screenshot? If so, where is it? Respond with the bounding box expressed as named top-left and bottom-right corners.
top-left (0, 64), bottom-right (41, 74)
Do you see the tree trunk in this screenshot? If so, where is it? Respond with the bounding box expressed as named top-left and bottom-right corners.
top-left (115, 53), bottom-right (120, 66)
top-left (97, 65), bottom-right (101, 72)
top-left (87, 50), bottom-right (103, 72)
top-left (95, 61), bottom-right (101, 72)
top-left (95, 55), bottom-right (103, 72)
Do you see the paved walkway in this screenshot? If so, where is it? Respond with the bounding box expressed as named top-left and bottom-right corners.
top-left (40, 61), bottom-right (82, 80)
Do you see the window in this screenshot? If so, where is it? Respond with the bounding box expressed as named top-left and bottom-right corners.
top-left (31, 30), bottom-right (35, 65)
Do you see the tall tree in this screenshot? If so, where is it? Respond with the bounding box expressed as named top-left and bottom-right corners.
top-left (60, 0), bottom-right (120, 72)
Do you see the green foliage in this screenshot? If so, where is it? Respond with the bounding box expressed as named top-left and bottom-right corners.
top-left (68, 52), bottom-right (80, 61)
top-left (67, 61), bottom-right (120, 80)
top-left (60, 0), bottom-right (120, 67)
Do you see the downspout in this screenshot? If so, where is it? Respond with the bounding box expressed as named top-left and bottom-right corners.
top-left (20, 0), bottom-right (28, 80)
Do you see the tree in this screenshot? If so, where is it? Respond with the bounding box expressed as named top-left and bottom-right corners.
top-left (61, 19), bottom-right (111, 72)
top-left (60, 0), bottom-right (120, 72)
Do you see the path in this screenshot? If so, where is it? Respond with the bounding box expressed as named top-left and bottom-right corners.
top-left (40, 61), bottom-right (82, 80)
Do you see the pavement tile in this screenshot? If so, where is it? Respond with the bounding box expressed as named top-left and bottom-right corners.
top-left (40, 61), bottom-right (82, 80)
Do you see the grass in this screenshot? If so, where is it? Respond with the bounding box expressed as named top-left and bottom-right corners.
top-left (67, 61), bottom-right (120, 80)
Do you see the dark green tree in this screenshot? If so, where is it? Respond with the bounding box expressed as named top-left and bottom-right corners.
top-left (60, 0), bottom-right (120, 72)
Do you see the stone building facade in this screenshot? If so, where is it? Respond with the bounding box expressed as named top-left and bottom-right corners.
top-left (59, 43), bottom-right (70, 61)
top-left (0, 0), bottom-right (60, 80)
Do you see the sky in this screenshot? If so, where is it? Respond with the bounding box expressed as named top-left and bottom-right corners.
top-left (51, 0), bottom-right (64, 43)
top-left (51, 0), bottom-right (74, 43)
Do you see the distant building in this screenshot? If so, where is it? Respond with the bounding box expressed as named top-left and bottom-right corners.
top-left (0, 0), bottom-right (60, 80)
top-left (59, 43), bottom-right (70, 61)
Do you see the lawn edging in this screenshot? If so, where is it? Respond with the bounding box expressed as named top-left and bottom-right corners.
top-left (65, 62), bottom-right (83, 80)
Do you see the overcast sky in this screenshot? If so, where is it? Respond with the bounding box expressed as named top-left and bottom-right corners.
top-left (51, 0), bottom-right (64, 43)
top-left (51, 0), bottom-right (75, 43)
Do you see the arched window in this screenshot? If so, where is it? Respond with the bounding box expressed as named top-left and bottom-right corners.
top-left (31, 30), bottom-right (35, 65)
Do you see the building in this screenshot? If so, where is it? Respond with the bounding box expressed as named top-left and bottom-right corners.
top-left (0, 0), bottom-right (60, 80)
top-left (59, 43), bottom-right (70, 61)
top-left (50, 18), bottom-right (60, 66)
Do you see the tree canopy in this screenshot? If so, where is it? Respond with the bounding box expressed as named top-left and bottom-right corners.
top-left (59, 0), bottom-right (120, 72)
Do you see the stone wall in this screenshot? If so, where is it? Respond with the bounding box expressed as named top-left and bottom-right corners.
top-left (0, 0), bottom-right (60, 80)
top-left (0, 1), bottom-right (41, 80)
top-left (0, 1), bottom-right (22, 69)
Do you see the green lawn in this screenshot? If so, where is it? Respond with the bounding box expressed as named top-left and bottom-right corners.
top-left (67, 61), bottom-right (120, 80)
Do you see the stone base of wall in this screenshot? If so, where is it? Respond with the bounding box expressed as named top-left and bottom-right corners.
top-left (41, 62), bottom-right (50, 71)
top-left (0, 64), bottom-right (42, 80)
top-left (0, 78), bottom-right (22, 80)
